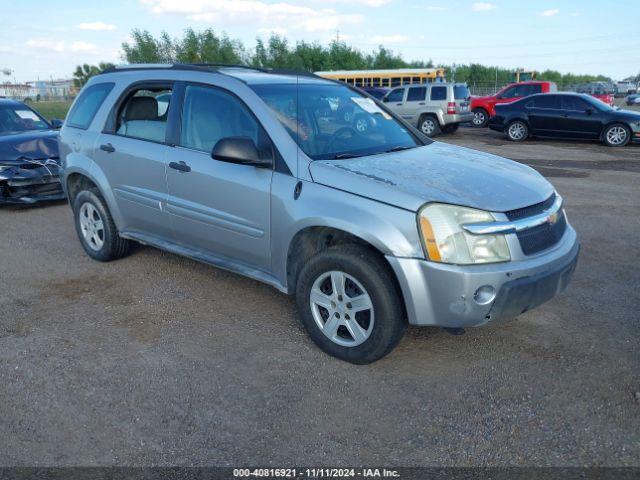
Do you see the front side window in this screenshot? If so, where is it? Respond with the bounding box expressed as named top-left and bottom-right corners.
top-left (430, 86), bottom-right (446, 101)
top-left (116, 86), bottom-right (172, 143)
top-left (0, 103), bottom-right (50, 134)
top-left (407, 87), bottom-right (426, 102)
top-left (180, 84), bottom-right (269, 156)
top-left (67, 82), bottom-right (114, 130)
top-left (386, 88), bottom-right (405, 103)
top-left (251, 83), bottom-right (421, 160)
top-left (499, 86), bottom-right (517, 98)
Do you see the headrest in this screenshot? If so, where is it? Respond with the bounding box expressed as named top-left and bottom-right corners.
top-left (124, 97), bottom-right (158, 121)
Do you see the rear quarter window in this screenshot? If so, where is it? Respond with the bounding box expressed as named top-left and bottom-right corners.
top-left (454, 85), bottom-right (470, 100)
top-left (66, 82), bottom-right (114, 130)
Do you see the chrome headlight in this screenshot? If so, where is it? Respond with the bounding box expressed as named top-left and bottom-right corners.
top-left (418, 203), bottom-right (510, 264)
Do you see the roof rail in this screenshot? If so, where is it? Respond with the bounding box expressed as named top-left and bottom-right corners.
top-left (99, 63), bottom-right (319, 78)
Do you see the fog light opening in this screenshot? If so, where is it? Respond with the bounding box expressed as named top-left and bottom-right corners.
top-left (474, 285), bottom-right (496, 305)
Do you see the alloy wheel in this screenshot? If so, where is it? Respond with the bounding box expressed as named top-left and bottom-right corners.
top-left (309, 270), bottom-right (374, 347)
top-left (508, 122), bottom-right (526, 140)
top-left (473, 111), bottom-right (486, 127)
top-left (606, 126), bottom-right (628, 145)
top-left (79, 202), bottom-right (105, 251)
top-left (421, 118), bottom-right (436, 135)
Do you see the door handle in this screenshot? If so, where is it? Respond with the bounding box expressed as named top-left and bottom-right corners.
top-left (169, 161), bottom-right (191, 173)
top-left (418, 102), bottom-right (425, 105)
top-left (99, 143), bottom-right (115, 153)
top-left (396, 103), bottom-right (403, 106)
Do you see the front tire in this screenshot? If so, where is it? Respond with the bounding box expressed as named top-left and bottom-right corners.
top-left (506, 120), bottom-right (528, 142)
top-left (296, 245), bottom-right (405, 364)
top-left (472, 108), bottom-right (489, 128)
top-left (419, 115), bottom-right (440, 137)
top-left (603, 123), bottom-right (630, 147)
top-left (73, 188), bottom-right (131, 262)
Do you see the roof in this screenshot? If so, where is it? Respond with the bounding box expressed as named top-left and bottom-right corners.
top-left (99, 63), bottom-right (334, 86)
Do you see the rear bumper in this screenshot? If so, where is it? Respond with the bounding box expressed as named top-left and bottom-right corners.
top-left (442, 112), bottom-right (473, 125)
top-left (386, 225), bottom-right (579, 327)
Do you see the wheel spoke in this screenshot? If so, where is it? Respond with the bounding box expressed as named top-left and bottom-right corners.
top-left (94, 219), bottom-right (104, 231)
top-left (310, 287), bottom-right (333, 309)
top-left (344, 319), bottom-right (367, 344)
top-left (322, 315), bottom-right (341, 338)
top-left (348, 294), bottom-right (372, 312)
top-left (331, 271), bottom-right (346, 298)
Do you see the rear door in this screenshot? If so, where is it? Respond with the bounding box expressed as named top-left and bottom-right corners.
top-left (526, 95), bottom-right (562, 135)
top-left (165, 82), bottom-right (274, 271)
top-left (92, 82), bottom-right (174, 238)
top-left (558, 96), bottom-right (602, 138)
top-left (403, 86), bottom-right (427, 123)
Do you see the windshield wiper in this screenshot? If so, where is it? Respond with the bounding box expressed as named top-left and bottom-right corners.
top-left (385, 145), bottom-right (416, 153)
top-left (332, 153), bottom-right (359, 159)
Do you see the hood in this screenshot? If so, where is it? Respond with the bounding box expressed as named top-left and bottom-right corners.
top-left (615, 109), bottom-right (640, 121)
top-left (0, 130), bottom-right (59, 164)
top-left (309, 142), bottom-right (554, 213)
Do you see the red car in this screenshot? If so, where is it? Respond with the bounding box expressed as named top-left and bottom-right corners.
top-left (471, 81), bottom-right (557, 127)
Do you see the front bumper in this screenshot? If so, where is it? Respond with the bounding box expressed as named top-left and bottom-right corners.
top-left (0, 163), bottom-right (65, 204)
top-left (386, 226), bottom-right (579, 327)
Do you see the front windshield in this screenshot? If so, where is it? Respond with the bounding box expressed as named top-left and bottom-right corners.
top-left (0, 104), bottom-right (50, 134)
top-left (251, 83), bottom-right (422, 160)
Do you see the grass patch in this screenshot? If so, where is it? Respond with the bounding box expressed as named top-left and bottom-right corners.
top-left (29, 101), bottom-right (73, 121)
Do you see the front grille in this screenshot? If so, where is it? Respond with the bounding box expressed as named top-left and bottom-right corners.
top-left (516, 211), bottom-right (567, 255)
top-left (505, 193), bottom-right (556, 221)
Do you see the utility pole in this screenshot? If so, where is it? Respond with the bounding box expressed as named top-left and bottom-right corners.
top-left (335, 30), bottom-right (340, 43)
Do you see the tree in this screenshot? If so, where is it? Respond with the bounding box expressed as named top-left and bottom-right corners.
top-left (73, 62), bottom-right (115, 88)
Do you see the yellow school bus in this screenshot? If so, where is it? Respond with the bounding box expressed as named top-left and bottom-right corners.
top-left (315, 68), bottom-right (446, 88)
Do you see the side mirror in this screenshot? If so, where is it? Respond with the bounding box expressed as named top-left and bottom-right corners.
top-left (211, 136), bottom-right (272, 168)
top-left (50, 118), bottom-right (64, 129)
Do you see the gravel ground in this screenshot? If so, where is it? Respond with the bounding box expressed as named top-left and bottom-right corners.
top-left (0, 128), bottom-right (639, 467)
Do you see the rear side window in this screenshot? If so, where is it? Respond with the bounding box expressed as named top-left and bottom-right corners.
top-left (562, 96), bottom-right (591, 111)
top-left (532, 95), bottom-right (560, 109)
top-left (430, 86), bottom-right (447, 101)
top-left (407, 87), bottom-right (426, 102)
top-left (66, 83), bottom-right (114, 129)
top-left (529, 84), bottom-right (543, 94)
top-left (116, 86), bottom-right (172, 143)
top-left (454, 85), bottom-right (470, 100)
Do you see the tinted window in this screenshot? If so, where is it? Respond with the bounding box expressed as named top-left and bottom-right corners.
top-left (532, 95), bottom-right (560, 109)
top-left (252, 83), bottom-right (420, 160)
top-left (116, 86), bottom-right (172, 143)
top-left (181, 85), bottom-right (264, 154)
top-left (0, 104), bottom-right (49, 133)
top-left (386, 88), bottom-right (405, 102)
top-left (407, 87), bottom-right (426, 102)
top-left (67, 83), bottom-right (114, 129)
top-left (454, 85), bottom-right (470, 100)
top-left (430, 86), bottom-right (446, 101)
top-left (562, 96), bottom-right (591, 111)
top-left (529, 84), bottom-right (543, 94)
top-left (500, 86), bottom-right (517, 98)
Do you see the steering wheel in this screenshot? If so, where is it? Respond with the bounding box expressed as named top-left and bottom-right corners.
top-left (323, 126), bottom-right (360, 155)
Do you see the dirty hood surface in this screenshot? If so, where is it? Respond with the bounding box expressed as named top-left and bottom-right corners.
top-left (0, 130), bottom-right (59, 163)
top-left (309, 142), bottom-right (554, 212)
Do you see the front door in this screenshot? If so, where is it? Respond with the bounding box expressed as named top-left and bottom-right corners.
top-left (558, 96), bottom-right (602, 139)
top-left (165, 83), bottom-right (273, 272)
top-left (403, 86), bottom-right (427, 124)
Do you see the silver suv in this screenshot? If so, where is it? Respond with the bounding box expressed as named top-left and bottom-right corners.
top-left (59, 65), bottom-right (579, 364)
top-left (382, 82), bottom-right (473, 136)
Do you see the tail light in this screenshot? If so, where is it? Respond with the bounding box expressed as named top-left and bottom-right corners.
top-left (447, 102), bottom-right (456, 114)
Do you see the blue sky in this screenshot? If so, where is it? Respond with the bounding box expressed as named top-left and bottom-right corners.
top-left (1, 0), bottom-right (639, 82)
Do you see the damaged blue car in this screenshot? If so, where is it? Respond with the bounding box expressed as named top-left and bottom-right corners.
top-left (0, 98), bottom-right (64, 204)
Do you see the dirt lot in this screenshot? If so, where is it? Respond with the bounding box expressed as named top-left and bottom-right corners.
top-left (0, 128), bottom-right (639, 467)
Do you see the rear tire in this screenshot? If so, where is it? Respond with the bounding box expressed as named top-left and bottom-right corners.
top-left (296, 244), bottom-right (406, 364)
top-left (73, 188), bottom-right (131, 262)
top-left (602, 123), bottom-right (630, 147)
top-left (419, 115), bottom-right (440, 137)
top-left (506, 120), bottom-right (528, 142)
top-left (472, 108), bottom-right (489, 128)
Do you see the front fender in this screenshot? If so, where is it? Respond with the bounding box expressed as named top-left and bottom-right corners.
top-left (270, 173), bottom-right (424, 290)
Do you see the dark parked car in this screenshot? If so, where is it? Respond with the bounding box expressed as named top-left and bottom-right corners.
top-left (489, 93), bottom-right (640, 147)
top-left (0, 99), bottom-right (65, 204)
top-left (359, 86), bottom-right (389, 100)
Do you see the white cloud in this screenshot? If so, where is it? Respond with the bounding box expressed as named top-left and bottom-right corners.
top-left (257, 27), bottom-right (288, 36)
top-left (371, 34), bottom-right (409, 44)
top-left (541, 8), bottom-right (559, 17)
top-left (24, 39), bottom-right (98, 54)
top-left (141, 0), bottom-right (363, 32)
top-left (472, 2), bottom-right (496, 11)
top-left (77, 22), bottom-right (117, 31)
